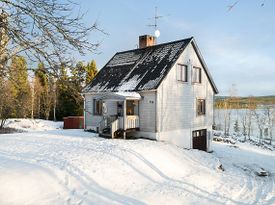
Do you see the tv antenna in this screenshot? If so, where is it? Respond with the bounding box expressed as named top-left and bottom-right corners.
top-left (147, 7), bottom-right (163, 38)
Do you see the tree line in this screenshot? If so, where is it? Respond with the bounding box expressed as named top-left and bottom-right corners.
top-left (0, 56), bottom-right (97, 128)
top-left (214, 96), bottom-right (275, 145)
top-left (0, 0), bottom-right (102, 129)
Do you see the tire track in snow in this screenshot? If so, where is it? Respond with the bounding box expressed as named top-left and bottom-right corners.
top-left (0, 150), bottom-right (147, 205)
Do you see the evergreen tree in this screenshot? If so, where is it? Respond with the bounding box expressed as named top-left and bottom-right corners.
top-left (233, 119), bottom-right (240, 133)
top-left (55, 60), bottom-right (97, 120)
top-left (8, 56), bottom-right (31, 118)
top-left (0, 75), bottom-right (15, 128)
top-left (85, 60), bottom-right (98, 84)
top-left (34, 63), bottom-right (52, 119)
top-left (72, 61), bottom-right (86, 89)
top-left (56, 65), bottom-right (82, 120)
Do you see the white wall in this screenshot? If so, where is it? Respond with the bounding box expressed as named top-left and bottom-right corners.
top-left (156, 42), bottom-right (214, 151)
top-left (84, 93), bottom-right (157, 132)
top-left (138, 91), bottom-right (156, 132)
top-left (84, 94), bottom-right (102, 130)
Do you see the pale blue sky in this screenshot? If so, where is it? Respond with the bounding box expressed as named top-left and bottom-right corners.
top-left (77, 0), bottom-right (275, 96)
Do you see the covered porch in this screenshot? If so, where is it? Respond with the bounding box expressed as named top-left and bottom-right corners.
top-left (94, 92), bottom-right (141, 138)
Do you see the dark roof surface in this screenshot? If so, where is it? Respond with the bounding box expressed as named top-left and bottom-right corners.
top-left (83, 37), bottom-right (192, 93)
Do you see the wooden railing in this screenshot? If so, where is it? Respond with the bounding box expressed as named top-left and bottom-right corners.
top-left (99, 115), bottom-right (117, 132)
top-left (111, 119), bottom-right (119, 138)
top-left (99, 115), bottom-right (139, 137)
top-left (126, 115), bottom-right (139, 129)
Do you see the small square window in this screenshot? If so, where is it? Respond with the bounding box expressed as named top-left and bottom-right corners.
top-left (177, 64), bottom-right (188, 82)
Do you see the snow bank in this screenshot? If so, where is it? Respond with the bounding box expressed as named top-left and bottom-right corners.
top-left (4, 119), bottom-right (63, 132)
top-left (0, 128), bottom-right (274, 204)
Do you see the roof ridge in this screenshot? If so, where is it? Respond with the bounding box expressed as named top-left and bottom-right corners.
top-left (116, 37), bottom-right (193, 54)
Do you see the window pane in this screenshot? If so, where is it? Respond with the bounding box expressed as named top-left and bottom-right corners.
top-left (182, 65), bottom-right (187, 82)
top-left (193, 67), bottom-right (201, 83)
top-left (177, 64), bottom-right (181, 81)
top-left (93, 99), bottom-right (102, 115)
top-left (197, 99), bottom-right (206, 115)
top-left (177, 64), bottom-right (187, 82)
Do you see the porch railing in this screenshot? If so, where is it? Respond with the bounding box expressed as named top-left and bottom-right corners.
top-left (99, 115), bottom-right (139, 136)
top-left (111, 119), bottom-right (119, 138)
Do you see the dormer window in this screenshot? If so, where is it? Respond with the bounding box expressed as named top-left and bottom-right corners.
top-left (177, 64), bottom-right (188, 82)
top-left (192, 67), bottom-right (201, 83)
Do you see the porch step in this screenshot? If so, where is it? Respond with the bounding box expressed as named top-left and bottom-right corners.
top-left (99, 133), bottom-right (111, 138)
top-left (125, 128), bottom-right (139, 132)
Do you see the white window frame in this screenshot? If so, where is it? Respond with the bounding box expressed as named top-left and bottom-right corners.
top-left (197, 99), bottom-right (206, 116)
top-left (177, 64), bottom-right (188, 82)
top-left (93, 99), bottom-right (102, 116)
top-left (192, 66), bottom-right (201, 83)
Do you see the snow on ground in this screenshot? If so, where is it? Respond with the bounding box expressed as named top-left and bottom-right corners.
top-left (4, 118), bottom-right (63, 132)
top-left (0, 120), bottom-right (274, 205)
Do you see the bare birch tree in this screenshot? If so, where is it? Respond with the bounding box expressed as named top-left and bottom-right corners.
top-left (264, 105), bottom-right (274, 145)
top-left (0, 0), bottom-right (102, 78)
top-left (253, 108), bottom-right (267, 145)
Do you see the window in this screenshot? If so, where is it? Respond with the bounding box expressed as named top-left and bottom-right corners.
top-left (192, 129), bottom-right (207, 138)
top-left (197, 99), bottom-right (206, 115)
top-left (177, 64), bottom-right (188, 82)
top-left (93, 99), bottom-right (102, 115)
top-left (126, 100), bottom-right (139, 115)
top-left (192, 67), bottom-right (201, 83)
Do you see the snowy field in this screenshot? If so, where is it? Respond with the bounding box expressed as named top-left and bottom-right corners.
top-left (0, 120), bottom-right (274, 205)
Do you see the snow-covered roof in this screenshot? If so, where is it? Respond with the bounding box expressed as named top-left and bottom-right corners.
top-left (83, 37), bottom-right (218, 94)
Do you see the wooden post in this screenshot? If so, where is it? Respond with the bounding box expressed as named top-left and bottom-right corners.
top-left (123, 100), bottom-right (127, 139)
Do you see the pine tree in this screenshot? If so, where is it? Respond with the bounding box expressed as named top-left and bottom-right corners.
top-left (0, 79), bottom-right (14, 128)
top-left (234, 119), bottom-right (240, 133)
top-left (72, 61), bottom-right (86, 89)
top-left (34, 63), bottom-right (52, 119)
top-left (85, 60), bottom-right (98, 84)
top-left (8, 56), bottom-right (31, 118)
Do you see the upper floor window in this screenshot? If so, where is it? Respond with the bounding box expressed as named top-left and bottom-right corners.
top-left (177, 64), bottom-right (188, 82)
top-left (197, 99), bottom-right (206, 115)
top-left (93, 99), bottom-right (102, 115)
top-left (192, 67), bottom-right (201, 83)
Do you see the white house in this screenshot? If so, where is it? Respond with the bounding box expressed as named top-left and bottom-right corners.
top-left (82, 35), bottom-right (218, 152)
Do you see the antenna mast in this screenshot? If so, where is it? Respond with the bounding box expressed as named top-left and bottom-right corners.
top-left (147, 7), bottom-right (163, 38)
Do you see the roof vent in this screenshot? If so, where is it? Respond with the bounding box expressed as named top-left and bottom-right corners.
top-left (139, 35), bottom-right (156, 48)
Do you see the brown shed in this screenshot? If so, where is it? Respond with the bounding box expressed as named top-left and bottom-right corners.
top-left (63, 116), bottom-right (84, 129)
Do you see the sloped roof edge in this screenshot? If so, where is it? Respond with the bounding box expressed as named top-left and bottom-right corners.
top-left (190, 39), bottom-right (219, 94)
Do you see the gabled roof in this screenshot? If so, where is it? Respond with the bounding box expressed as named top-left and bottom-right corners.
top-left (83, 37), bottom-right (218, 94)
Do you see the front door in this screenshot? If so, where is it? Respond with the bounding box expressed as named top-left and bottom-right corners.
top-left (192, 129), bottom-right (207, 151)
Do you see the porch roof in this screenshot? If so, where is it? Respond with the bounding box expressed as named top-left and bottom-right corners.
top-left (94, 92), bottom-right (141, 101)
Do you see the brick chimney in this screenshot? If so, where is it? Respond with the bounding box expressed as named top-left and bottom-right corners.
top-left (139, 35), bottom-right (156, 48)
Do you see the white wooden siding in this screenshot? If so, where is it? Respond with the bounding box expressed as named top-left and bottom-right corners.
top-left (156, 43), bottom-right (214, 150)
top-left (84, 94), bottom-right (102, 129)
top-left (139, 91), bottom-right (156, 132)
top-left (105, 101), bottom-right (117, 115)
